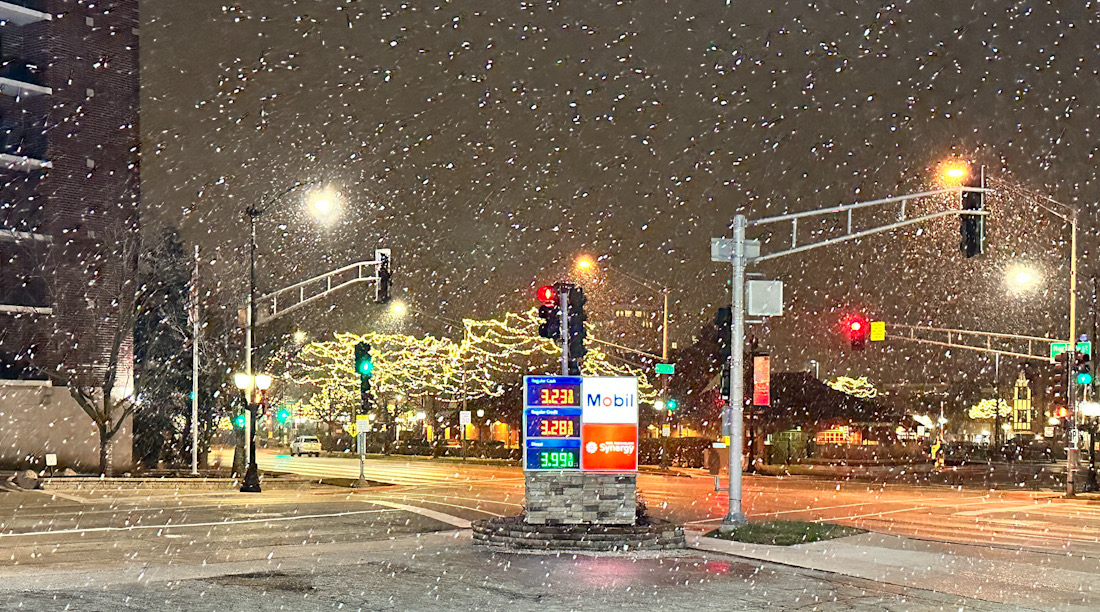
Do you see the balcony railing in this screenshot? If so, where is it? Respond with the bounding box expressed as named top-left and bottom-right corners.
top-left (0, 1), bottom-right (50, 26)
top-left (0, 59), bottom-right (49, 97)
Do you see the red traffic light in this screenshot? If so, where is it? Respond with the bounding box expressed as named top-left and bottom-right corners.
top-left (849, 321), bottom-right (862, 332)
top-left (537, 285), bottom-right (557, 306)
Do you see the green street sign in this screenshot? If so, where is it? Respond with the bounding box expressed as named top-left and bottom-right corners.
top-left (1050, 341), bottom-right (1091, 359)
top-left (655, 363), bottom-right (675, 375)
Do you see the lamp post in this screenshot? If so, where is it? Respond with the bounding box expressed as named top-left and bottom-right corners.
top-left (240, 180), bottom-right (331, 493)
top-left (1028, 196), bottom-right (1080, 495)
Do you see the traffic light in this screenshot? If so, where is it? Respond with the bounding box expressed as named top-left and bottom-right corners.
top-left (845, 315), bottom-right (869, 350)
top-left (375, 252), bottom-right (392, 303)
top-left (1051, 352), bottom-right (1069, 411)
top-left (275, 406), bottom-right (292, 425)
top-left (536, 285), bottom-right (561, 340)
top-left (566, 284), bottom-right (587, 375)
top-left (715, 306), bottom-right (732, 359)
top-left (234, 413), bottom-right (246, 429)
top-left (667, 398), bottom-right (678, 412)
top-left (355, 342), bottom-right (373, 414)
top-left (354, 342), bottom-right (374, 378)
top-left (960, 169), bottom-right (985, 258)
top-left (1075, 351), bottom-right (1092, 386)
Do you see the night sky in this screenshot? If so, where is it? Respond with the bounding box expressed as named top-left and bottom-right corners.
top-left (140, 1), bottom-right (1099, 385)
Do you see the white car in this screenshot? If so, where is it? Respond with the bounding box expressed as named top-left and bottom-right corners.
top-left (290, 436), bottom-right (322, 457)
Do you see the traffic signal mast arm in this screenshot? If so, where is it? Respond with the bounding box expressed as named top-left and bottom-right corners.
top-left (256, 250), bottom-right (392, 325)
top-left (747, 187), bottom-right (988, 263)
top-left (887, 323), bottom-right (1061, 363)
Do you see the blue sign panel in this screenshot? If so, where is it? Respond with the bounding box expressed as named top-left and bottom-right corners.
top-left (525, 376), bottom-right (582, 408)
top-left (524, 438), bottom-right (582, 470)
top-left (524, 407), bottom-right (582, 439)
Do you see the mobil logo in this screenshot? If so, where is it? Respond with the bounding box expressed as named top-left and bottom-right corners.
top-left (585, 393), bottom-right (635, 408)
top-left (580, 376), bottom-right (639, 425)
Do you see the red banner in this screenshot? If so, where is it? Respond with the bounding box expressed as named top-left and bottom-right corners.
top-left (581, 423), bottom-right (638, 472)
top-left (753, 355), bottom-right (771, 406)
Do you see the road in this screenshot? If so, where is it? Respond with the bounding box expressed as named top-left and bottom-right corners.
top-left (0, 479), bottom-right (1039, 611)
top-left (255, 449), bottom-right (1100, 558)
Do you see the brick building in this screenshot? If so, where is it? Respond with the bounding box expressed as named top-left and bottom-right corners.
top-left (0, 0), bottom-right (139, 471)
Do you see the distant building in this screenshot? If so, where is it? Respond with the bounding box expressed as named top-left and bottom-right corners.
top-left (0, 0), bottom-right (139, 471)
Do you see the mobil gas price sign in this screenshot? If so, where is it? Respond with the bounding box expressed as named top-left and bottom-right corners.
top-left (523, 375), bottom-right (638, 473)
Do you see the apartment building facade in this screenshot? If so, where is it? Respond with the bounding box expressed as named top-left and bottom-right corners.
top-left (0, 0), bottom-right (139, 471)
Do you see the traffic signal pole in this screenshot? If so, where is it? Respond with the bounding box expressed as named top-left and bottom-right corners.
top-left (1067, 206), bottom-right (1079, 496)
top-left (720, 214), bottom-right (749, 532)
top-left (714, 187), bottom-right (990, 533)
top-left (559, 289), bottom-right (570, 375)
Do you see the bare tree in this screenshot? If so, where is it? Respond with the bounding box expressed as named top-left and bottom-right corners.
top-left (49, 229), bottom-right (141, 475)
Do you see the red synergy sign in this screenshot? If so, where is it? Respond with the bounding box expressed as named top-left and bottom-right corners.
top-left (582, 423), bottom-right (637, 471)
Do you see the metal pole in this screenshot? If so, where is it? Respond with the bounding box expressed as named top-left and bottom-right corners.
top-left (993, 353), bottom-right (1000, 458)
top-left (560, 288), bottom-right (570, 376)
top-left (720, 214), bottom-right (748, 531)
top-left (1067, 209), bottom-right (1079, 496)
top-left (191, 245), bottom-right (200, 475)
top-left (241, 210), bottom-right (261, 493)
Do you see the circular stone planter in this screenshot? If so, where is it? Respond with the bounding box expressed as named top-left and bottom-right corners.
top-left (472, 515), bottom-right (685, 551)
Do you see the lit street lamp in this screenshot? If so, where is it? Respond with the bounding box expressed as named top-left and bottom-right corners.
top-left (240, 181), bottom-right (336, 493)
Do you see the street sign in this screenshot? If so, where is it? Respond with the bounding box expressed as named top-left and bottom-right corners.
top-left (459, 410), bottom-right (472, 426)
top-left (746, 280), bottom-right (783, 316)
top-left (870, 321), bottom-right (886, 342)
top-left (710, 237), bottom-right (760, 262)
top-left (1050, 341), bottom-right (1091, 360)
top-left (655, 363), bottom-right (675, 375)
top-left (356, 432), bottom-right (366, 455)
top-left (45, 454), bottom-right (57, 467)
top-left (752, 355), bottom-right (771, 407)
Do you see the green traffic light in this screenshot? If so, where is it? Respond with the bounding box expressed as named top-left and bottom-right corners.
top-left (667, 398), bottom-right (678, 412)
top-left (357, 359), bottom-right (374, 377)
top-left (234, 414), bottom-right (246, 429)
top-left (1077, 372), bottom-right (1093, 385)
top-left (275, 407), bottom-right (291, 425)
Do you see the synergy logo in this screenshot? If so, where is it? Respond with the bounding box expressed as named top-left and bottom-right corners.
top-left (581, 423), bottom-right (638, 471)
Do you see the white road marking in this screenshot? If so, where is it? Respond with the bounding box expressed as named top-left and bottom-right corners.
top-left (0, 508), bottom-right (398, 538)
top-left (368, 500), bottom-right (472, 528)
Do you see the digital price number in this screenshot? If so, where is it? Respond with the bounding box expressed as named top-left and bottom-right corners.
top-left (539, 388), bottom-right (575, 406)
top-left (526, 377), bottom-right (581, 407)
top-left (538, 449), bottom-right (578, 469)
top-left (525, 412), bottom-right (581, 439)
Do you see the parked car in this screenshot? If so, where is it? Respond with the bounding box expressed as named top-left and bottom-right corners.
top-left (290, 436), bottom-right (322, 457)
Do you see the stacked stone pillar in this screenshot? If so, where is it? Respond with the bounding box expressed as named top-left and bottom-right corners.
top-left (524, 471), bottom-right (635, 525)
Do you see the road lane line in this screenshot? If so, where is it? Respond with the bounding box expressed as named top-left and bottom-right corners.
top-left (0, 508), bottom-right (398, 538)
top-left (367, 500), bottom-right (472, 528)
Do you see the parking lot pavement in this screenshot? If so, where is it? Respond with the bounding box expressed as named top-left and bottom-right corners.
top-left (0, 528), bottom-right (1029, 612)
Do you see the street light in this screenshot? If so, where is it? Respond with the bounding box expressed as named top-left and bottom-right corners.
top-left (1006, 264), bottom-right (1039, 293)
top-left (241, 180), bottom-right (332, 493)
top-left (939, 160), bottom-right (970, 185)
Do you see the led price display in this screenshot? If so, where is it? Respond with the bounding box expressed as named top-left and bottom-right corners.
top-left (537, 449), bottom-right (579, 469)
top-left (525, 412), bottom-right (581, 439)
top-left (525, 376), bottom-right (582, 407)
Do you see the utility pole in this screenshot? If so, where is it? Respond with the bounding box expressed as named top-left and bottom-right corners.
top-left (191, 245), bottom-right (200, 475)
top-left (559, 287), bottom-right (570, 376)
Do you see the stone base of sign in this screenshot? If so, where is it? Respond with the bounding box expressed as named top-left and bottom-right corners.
top-left (524, 471), bottom-right (636, 525)
top-left (472, 515), bottom-right (685, 551)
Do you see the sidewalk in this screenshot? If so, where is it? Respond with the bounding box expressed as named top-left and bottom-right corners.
top-left (689, 529), bottom-right (1100, 611)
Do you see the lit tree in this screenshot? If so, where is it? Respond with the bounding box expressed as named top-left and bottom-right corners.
top-left (826, 376), bottom-right (879, 399)
top-left (967, 398), bottom-right (1011, 420)
top-left (279, 309), bottom-right (657, 417)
